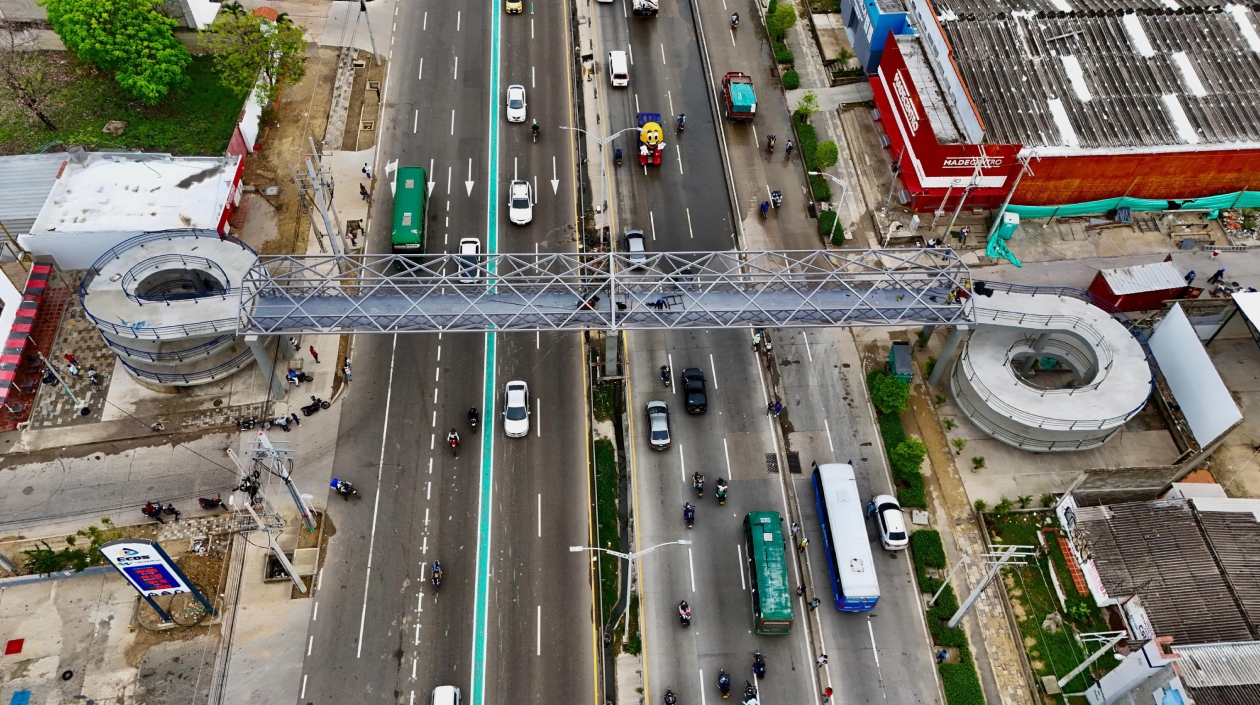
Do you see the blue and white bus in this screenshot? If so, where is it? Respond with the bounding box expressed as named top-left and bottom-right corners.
top-left (812, 463), bottom-right (879, 611)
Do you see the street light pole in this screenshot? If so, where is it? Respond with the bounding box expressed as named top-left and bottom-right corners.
top-left (571, 539), bottom-right (692, 644)
top-left (808, 171), bottom-right (850, 244)
top-left (559, 125), bottom-right (643, 146)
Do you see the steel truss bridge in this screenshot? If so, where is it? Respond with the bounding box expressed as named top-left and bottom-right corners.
top-left (236, 249), bottom-right (974, 334)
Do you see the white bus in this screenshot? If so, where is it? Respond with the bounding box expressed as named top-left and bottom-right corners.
top-left (812, 463), bottom-right (879, 611)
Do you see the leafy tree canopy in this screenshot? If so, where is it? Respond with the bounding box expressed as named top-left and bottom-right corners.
top-left (200, 8), bottom-right (308, 109)
top-left (41, 0), bottom-right (191, 104)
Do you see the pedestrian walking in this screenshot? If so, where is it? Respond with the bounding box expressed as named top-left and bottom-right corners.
top-left (790, 521), bottom-right (800, 537)
top-left (816, 654), bottom-right (828, 668)
top-left (309, 346), bottom-right (320, 363)
top-left (785, 140), bottom-right (794, 157)
top-left (1185, 270), bottom-right (1196, 285)
top-left (823, 686), bottom-right (834, 703)
top-left (363, 163), bottom-right (372, 179)
top-left (773, 401), bottom-right (783, 416)
top-left (288, 336), bottom-right (301, 352)
top-left (63, 353), bottom-right (78, 366)
top-left (67, 362), bottom-right (80, 376)
top-left (360, 183), bottom-right (370, 201)
top-left (766, 402), bottom-right (775, 416)
top-left (796, 584), bottom-right (806, 597)
top-left (343, 358), bottom-right (352, 382)
top-left (809, 596), bottom-right (821, 610)
top-left (867, 500), bottom-right (877, 517)
top-left (1208, 268), bottom-right (1227, 284)
top-left (1212, 249), bottom-right (1221, 260)
top-left (291, 412), bottom-right (300, 427)
top-left (960, 226), bottom-right (970, 245)
top-left (798, 537), bottom-right (809, 552)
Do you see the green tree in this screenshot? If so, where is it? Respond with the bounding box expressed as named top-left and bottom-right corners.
top-left (870, 373), bottom-right (910, 414)
top-left (890, 438), bottom-right (927, 480)
top-left (41, 0), bottom-right (191, 104)
top-left (794, 90), bottom-right (819, 123)
top-left (201, 9), bottom-right (309, 109)
top-left (815, 140), bottom-right (839, 169)
top-left (772, 2), bottom-right (798, 35)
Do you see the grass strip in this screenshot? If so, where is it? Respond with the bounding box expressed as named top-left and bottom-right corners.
top-left (593, 439), bottom-right (620, 626)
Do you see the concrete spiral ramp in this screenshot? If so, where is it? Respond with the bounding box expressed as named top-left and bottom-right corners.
top-left (951, 284), bottom-right (1156, 452)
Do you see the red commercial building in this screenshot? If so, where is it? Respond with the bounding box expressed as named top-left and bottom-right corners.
top-left (868, 0), bottom-right (1260, 212)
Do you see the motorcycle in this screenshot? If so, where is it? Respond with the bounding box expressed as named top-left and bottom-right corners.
top-left (448, 431), bottom-right (460, 458)
top-left (693, 472), bottom-right (705, 498)
top-left (142, 501), bottom-right (165, 523)
top-left (731, 13), bottom-right (739, 29)
top-left (767, 134), bottom-right (776, 154)
top-left (678, 600), bottom-right (691, 628)
top-left (301, 395), bottom-right (331, 417)
top-left (198, 495), bottom-right (224, 510)
top-left (268, 416), bottom-right (292, 432)
top-left (87, 365), bottom-right (100, 388)
top-left (717, 669), bottom-right (731, 699)
top-left (431, 561), bottom-right (443, 591)
top-left (660, 365), bottom-right (672, 388)
top-left (715, 478), bottom-right (728, 505)
top-left (770, 190), bottom-right (782, 209)
top-left (677, 114), bottom-right (686, 133)
top-left (162, 503), bottom-right (181, 521)
top-left (663, 689), bottom-right (678, 705)
top-left (615, 148), bottom-right (623, 167)
top-left (237, 417), bottom-right (258, 431)
top-left (752, 651), bottom-right (766, 679)
top-left (742, 682), bottom-right (759, 705)
top-left (684, 502), bottom-right (695, 529)
top-left (468, 407), bottom-right (480, 433)
top-left (331, 478), bottom-right (360, 501)
top-left (532, 122), bottom-right (540, 143)
top-left (286, 368), bottom-right (313, 385)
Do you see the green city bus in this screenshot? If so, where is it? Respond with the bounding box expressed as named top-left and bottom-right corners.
top-left (743, 511), bottom-right (794, 634)
top-left (392, 166), bottom-right (427, 257)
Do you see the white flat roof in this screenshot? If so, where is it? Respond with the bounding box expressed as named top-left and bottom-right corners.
top-left (31, 153), bottom-right (239, 235)
top-left (1233, 291), bottom-right (1260, 325)
top-left (1100, 261), bottom-right (1186, 295)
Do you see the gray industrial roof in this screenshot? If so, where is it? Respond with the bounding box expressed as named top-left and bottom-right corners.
top-left (1173, 641), bottom-right (1260, 705)
top-left (1073, 499), bottom-right (1257, 645)
top-left (933, 1), bottom-right (1260, 152)
top-left (0, 153), bottom-right (65, 239)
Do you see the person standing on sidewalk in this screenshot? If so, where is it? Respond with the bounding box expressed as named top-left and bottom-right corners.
top-left (816, 654), bottom-right (828, 668)
top-left (288, 336), bottom-right (300, 352)
top-left (309, 346), bottom-right (320, 363)
top-left (343, 358), bottom-right (352, 382)
top-left (363, 163), bottom-right (372, 179)
top-left (291, 412), bottom-right (300, 427)
top-left (360, 184), bottom-right (371, 202)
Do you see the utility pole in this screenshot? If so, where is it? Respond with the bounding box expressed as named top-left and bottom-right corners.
top-left (291, 140), bottom-right (346, 256)
top-left (358, 0), bottom-right (381, 65)
top-left (227, 433), bottom-right (313, 593)
top-left (947, 544), bottom-right (1037, 628)
top-left (34, 351), bottom-right (89, 416)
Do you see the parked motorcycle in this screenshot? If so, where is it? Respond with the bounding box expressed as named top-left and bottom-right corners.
top-left (301, 395), bottom-right (331, 417)
top-left (198, 495), bottom-right (224, 510)
top-left (331, 478), bottom-right (359, 501)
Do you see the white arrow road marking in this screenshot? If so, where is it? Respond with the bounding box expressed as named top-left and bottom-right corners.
top-left (427, 159), bottom-right (435, 197)
top-left (387, 158), bottom-right (400, 195)
top-left (465, 158), bottom-right (475, 196)
top-left (551, 156), bottom-right (559, 194)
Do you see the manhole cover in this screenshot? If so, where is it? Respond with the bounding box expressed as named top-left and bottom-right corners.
top-left (787, 452), bottom-right (802, 474)
top-left (22, 486), bottom-right (33, 495)
top-left (765, 454), bottom-right (779, 474)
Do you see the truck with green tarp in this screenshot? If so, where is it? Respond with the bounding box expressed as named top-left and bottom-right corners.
top-left (721, 72), bottom-right (756, 121)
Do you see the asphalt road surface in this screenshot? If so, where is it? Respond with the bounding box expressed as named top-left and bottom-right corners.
top-left (300, 1), bottom-right (595, 704)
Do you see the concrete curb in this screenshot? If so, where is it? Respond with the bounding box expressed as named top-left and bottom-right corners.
top-left (0, 564), bottom-right (114, 587)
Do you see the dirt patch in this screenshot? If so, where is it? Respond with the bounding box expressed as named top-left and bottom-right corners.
top-left (341, 52), bottom-right (386, 152)
top-left (241, 44), bottom-right (340, 256)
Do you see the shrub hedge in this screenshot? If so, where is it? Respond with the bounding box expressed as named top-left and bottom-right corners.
top-left (910, 531), bottom-right (985, 705)
top-left (782, 69), bottom-right (800, 90)
top-left (818, 210), bottom-right (843, 244)
top-left (773, 43), bottom-right (795, 66)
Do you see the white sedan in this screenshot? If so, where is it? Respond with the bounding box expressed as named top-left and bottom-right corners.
top-left (503, 380), bottom-right (530, 438)
top-left (508, 180), bottom-right (533, 225)
top-left (506, 85), bottom-right (527, 123)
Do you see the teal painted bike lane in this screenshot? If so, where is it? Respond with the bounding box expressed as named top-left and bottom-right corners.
top-left (470, 0), bottom-right (502, 703)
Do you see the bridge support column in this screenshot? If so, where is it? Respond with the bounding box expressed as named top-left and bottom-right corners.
top-left (1020, 332), bottom-right (1051, 374)
top-left (928, 325), bottom-right (969, 387)
top-left (246, 335), bottom-right (288, 400)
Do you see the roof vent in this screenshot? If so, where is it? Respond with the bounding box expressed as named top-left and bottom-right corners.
top-left (66, 145), bottom-right (87, 165)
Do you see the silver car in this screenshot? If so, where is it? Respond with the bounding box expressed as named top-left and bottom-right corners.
top-left (624, 228), bottom-right (647, 267)
top-left (645, 400), bottom-right (670, 450)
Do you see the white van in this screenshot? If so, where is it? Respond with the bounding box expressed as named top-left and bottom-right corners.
top-left (432, 686), bottom-right (461, 705)
top-left (608, 51), bottom-right (629, 87)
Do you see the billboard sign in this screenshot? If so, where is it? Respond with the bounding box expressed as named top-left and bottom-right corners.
top-left (99, 539), bottom-right (192, 597)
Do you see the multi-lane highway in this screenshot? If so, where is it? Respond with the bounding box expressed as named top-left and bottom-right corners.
top-left (300, 1), bottom-right (594, 703)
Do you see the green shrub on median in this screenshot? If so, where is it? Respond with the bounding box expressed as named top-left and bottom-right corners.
top-left (782, 69), bottom-right (800, 90)
top-left (773, 43), bottom-right (795, 66)
top-left (911, 530), bottom-right (985, 705)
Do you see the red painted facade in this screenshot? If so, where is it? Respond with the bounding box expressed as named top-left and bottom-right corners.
top-left (869, 30), bottom-right (1260, 212)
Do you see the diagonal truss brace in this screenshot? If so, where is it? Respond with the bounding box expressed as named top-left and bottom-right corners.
top-left (237, 249), bottom-right (975, 334)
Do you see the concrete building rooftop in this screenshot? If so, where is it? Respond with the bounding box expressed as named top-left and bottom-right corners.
top-left (30, 153), bottom-right (239, 235)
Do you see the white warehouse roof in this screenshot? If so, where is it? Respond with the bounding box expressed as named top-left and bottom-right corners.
top-left (29, 152), bottom-right (239, 236)
top-left (1099, 261), bottom-right (1186, 296)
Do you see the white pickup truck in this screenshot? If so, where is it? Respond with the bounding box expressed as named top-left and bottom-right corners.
top-left (633, 0), bottom-right (658, 16)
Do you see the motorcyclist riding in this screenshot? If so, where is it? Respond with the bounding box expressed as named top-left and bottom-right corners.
top-left (716, 477), bottom-right (729, 504)
top-left (678, 600), bottom-right (691, 627)
top-left (684, 502), bottom-right (696, 528)
top-left (664, 689), bottom-right (678, 705)
top-left (767, 134), bottom-right (776, 153)
top-left (431, 560), bottom-right (443, 588)
top-left (468, 406), bottom-right (479, 430)
top-left (448, 428), bottom-right (460, 455)
top-left (771, 190), bottom-right (783, 208)
top-left (660, 365), bottom-right (671, 387)
top-left (717, 669), bottom-right (732, 698)
top-left (693, 472), bottom-right (705, 498)
top-left (731, 12), bottom-right (739, 28)
top-left (532, 120), bottom-right (540, 141)
top-left (752, 651), bottom-right (767, 678)
top-left (743, 681), bottom-right (759, 705)
top-left (677, 113), bottom-right (686, 132)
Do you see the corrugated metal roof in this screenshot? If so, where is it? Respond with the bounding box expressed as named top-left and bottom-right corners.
top-left (0, 153), bottom-right (65, 238)
top-left (1197, 513), bottom-right (1260, 632)
top-left (1100, 262), bottom-right (1187, 296)
top-left (1173, 642), bottom-right (1260, 687)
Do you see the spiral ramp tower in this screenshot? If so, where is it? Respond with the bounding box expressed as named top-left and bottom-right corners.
top-left (79, 230), bottom-right (270, 391)
top-left (950, 283), bottom-right (1156, 452)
